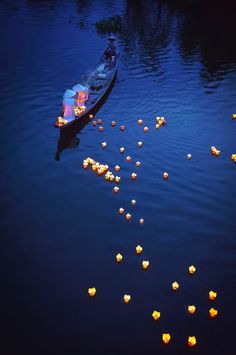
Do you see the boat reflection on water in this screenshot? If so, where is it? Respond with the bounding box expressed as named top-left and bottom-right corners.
top-left (55, 72), bottom-right (117, 161)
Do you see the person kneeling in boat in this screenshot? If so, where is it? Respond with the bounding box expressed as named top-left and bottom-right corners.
top-left (61, 89), bottom-right (77, 124)
top-left (103, 36), bottom-right (119, 61)
top-left (72, 84), bottom-right (89, 108)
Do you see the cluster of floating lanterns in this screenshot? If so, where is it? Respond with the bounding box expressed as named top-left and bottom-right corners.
top-left (83, 157), bottom-right (123, 185)
top-left (56, 116), bottom-right (68, 127)
top-left (155, 116), bottom-right (166, 130)
top-left (74, 105), bottom-right (86, 116)
top-left (83, 157), bottom-right (108, 176)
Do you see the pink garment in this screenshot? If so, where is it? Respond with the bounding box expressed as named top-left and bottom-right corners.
top-left (63, 98), bottom-right (75, 120)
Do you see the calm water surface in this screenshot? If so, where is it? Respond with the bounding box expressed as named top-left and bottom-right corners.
top-left (1, 1), bottom-right (236, 354)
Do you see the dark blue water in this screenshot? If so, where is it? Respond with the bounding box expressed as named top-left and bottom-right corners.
top-left (1, 1), bottom-right (236, 354)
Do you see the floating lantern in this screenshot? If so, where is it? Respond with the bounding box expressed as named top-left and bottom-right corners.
top-left (89, 114), bottom-right (93, 119)
top-left (115, 165), bottom-right (120, 172)
top-left (162, 333), bottom-right (171, 344)
top-left (115, 176), bottom-right (120, 183)
top-left (156, 124), bottom-right (160, 129)
top-left (188, 305), bottom-right (196, 314)
top-left (123, 294), bottom-right (131, 304)
top-left (138, 119), bottom-right (143, 125)
top-left (188, 336), bottom-right (197, 347)
top-left (187, 154), bottom-right (192, 160)
top-left (120, 147), bottom-right (125, 153)
top-left (139, 218), bottom-right (144, 225)
top-left (114, 186), bottom-right (119, 193)
top-left (92, 164), bottom-right (97, 172)
top-left (231, 154), bottom-right (236, 163)
top-left (131, 173), bottom-right (137, 180)
top-left (93, 120), bottom-right (97, 126)
top-left (97, 168), bottom-right (104, 176)
top-left (136, 161), bottom-right (141, 167)
top-left (111, 120), bottom-right (116, 127)
top-left (116, 253), bottom-right (123, 263)
top-left (56, 116), bottom-right (68, 127)
top-left (232, 114), bottom-right (236, 120)
top-left (102, 142), bottom-right (107, 149)
top-left (88, 287), bottom-right (96, 297)
top-left (131, 199), bottom-right (136, 205)
top-left (163, 172), bottom-right (169, 180)
top-left (209, 290), bottom-right (217, 300)
top-left (152, 310), bottom-right (161, 321)
top-left (105, 174), bottom-right (110, 181)
top-left (172, 281), bottom-right (179, 291)
top-left (119, 208), bottom-right (124, 215)
top-left (83, 160), bottom-right (89, 169)
top-left (209, 307), bottom-right (218, 318)
top-left (189, 265), bottom-right (196, 274)
top-left (211, 146), bottom-right (220, 156)
top-left (138, 141), bottom-right (143, 147)
top-left (109, 174), bottom-right (115, 182)
top-left (157, 117), bottom-right (166, 126)
top-left (126, 213), bottom-right (131, 221)
top-left (126, 156), bottom-right (131, 162)
top-left (99, 126), bottom-right (103, 132)
top-left (144, 126), bottom-right (148, 132)
top-left (136, 245), bottom-right (143, 255)
top-left (142, 260), bottom-right (149, 270)
top-left (97, 119), bottom-right (102, 124)
top-left (120, 125), bottom-right (125, 131)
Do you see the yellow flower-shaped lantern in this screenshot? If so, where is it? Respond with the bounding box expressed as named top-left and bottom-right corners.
top-left (116, 253), bottom-right (123, 263)
top-left (163, 172), bottom-right (169, 180)
top-left (136, 245), bottom-right (143, 255)
top-left (211, 146), bottom-right (220, 156)
top-left (172, 281), bottom-right (179, 291)
top-left (88, 287), bottom-right (96, 297)
top-left (119, 208), bottom-right (124, 215)
top-left (152, 310), bottom-right (161, 321)
top-left (142, 260), bottom-right (150, 270)
top-left (188, 305), bottom-right (196, 314)
top-left (188, 336), bottom-right (197, 347)
top-left (162, 333), bottom-right (171, 344)
top-left (123, 294), bottom-right (131, 304)
top-left (209, 307), bottom-right (218, 318)
top-left (189, 265), bottom-right (196, 274)
top-left (126, 213), bottom-right (131, 221)
top-left (231, 154), bottom-right (236, 163)
top-left (209, 290), bottom-right (217, 300)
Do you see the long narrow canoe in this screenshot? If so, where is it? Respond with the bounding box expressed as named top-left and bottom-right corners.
top-left (55, 57), bottom-right (118, 129)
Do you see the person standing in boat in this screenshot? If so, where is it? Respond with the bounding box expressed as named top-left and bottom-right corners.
top-left (103, 36), bottom-right (119, 61)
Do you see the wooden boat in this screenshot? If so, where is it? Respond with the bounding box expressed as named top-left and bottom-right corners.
top-left (55, 56), bottom-right (118, 129)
